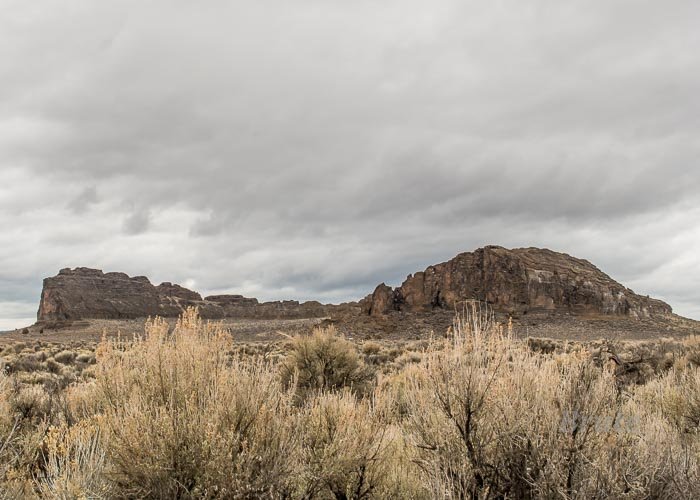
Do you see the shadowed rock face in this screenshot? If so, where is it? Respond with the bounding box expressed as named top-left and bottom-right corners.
top-left (37, 246), bottom-right (672, 323)
top-left (38, 268), bottom-right (162, 320)
top-left (360, 246), bottom-right (672, 319)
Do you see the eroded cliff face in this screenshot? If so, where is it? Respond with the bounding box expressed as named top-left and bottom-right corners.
top-left (360, 246), bottom-right (672, 319)
top-left (38, 268), bottom-right (162, 320)
top-left (37, 268), bottom-right (349, 321)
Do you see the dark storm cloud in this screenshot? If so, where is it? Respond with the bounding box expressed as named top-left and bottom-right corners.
top-left (1, 0), bottom-right (700, 329)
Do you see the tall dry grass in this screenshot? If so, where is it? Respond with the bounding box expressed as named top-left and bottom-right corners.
top-left (1, 305), bottom-right (699, 498)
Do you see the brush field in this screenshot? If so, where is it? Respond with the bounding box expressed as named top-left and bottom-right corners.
top-left (1, 307), bottom-right (700, 498)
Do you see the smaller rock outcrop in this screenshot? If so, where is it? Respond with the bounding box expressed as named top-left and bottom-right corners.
top-left (205, 295), bottom-right (259, 307)
top-left (37, 268), bottom-right (349, 322)
top-left (361, 284), bottom-right (398, 316)
top-left (157, 282), bottom-right (203, 301)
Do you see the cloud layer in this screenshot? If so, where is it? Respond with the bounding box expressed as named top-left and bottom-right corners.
top-left (1, 0), bottom-right (699, 329)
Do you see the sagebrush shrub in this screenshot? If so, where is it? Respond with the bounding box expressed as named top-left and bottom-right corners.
top-left (89, 309), bottom-right (299, 498)
top-left (401, 304), bottom-right (700, 499)
top-left (280, 325), bottom-right (375, 400)
top-left (38, 418), bottom-right (112, 498)
top-left (296, 391), bottom-right (391, 498)
top-left (53, 350), bottom-right (76, 365)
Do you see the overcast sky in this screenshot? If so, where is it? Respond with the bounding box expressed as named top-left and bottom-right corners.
top-left (1, 0), bottom-right (699, 329)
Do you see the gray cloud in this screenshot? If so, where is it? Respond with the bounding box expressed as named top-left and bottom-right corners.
top-left (123, 209), bottom-right (151, 235)
top-left (1, 0), bottom-right (700, 329)
top-left (67, 185), bottom-right (99, 213)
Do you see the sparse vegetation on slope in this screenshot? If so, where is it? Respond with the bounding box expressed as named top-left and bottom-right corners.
top-left (1, 306), bottom-right (699, 498)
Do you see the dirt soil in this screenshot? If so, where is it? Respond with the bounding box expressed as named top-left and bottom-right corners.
top-left (2, 311), bottom-right (699, 347)
top-left (0, 317), bottom-right (327, 347)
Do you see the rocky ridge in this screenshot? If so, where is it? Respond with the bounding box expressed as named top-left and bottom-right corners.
top-left (37, 246), bottom-right (673, 326)
top-left (37, 268), bottom-right (354, 322)
top-left (360, 246), bottom-right (671, 319)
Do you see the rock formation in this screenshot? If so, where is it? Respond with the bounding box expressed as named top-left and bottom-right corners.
top-left (37, 268), bottom-right (347, 322)
top-left (38, 268), bottom-right (163, 321)
top-left (37, 246), bottom-right (673, 324)
top-left (360, 246), bottom-right (672, 319)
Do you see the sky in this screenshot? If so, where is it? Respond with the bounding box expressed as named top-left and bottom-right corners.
top-left (1, 0), bottom-right (699, 330)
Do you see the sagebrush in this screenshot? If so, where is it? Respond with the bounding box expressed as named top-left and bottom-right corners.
top-left (1, 306), bottom-right (699, 498)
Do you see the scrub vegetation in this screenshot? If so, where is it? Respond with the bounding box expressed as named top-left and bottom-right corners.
top-left (1, 306), bottom-right (699, 498)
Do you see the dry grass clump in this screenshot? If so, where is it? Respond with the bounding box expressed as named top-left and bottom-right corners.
top-left (0, 372), bottom-right (13, 475)
top-left (681, 334), bottom-right (700, 367)
top-left (2, 306), bottom-right (700, 498)
top-left (37, 418), bottom-right (110, 498)
top-left (0, 369), bottom-right (63, 496)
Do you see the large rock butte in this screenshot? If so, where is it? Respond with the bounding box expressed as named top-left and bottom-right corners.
top-left (37, 246), bottom-right (672, 323)
top-left (360, 246), bottom-right (671, 318)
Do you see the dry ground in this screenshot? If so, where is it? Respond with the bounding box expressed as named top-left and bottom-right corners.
top-left (0, 317), bottom-right (327, 346)
top-left (2, 312), bottom-right (700, 394)
top-left (2, 310), bottom-right (699, 348)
